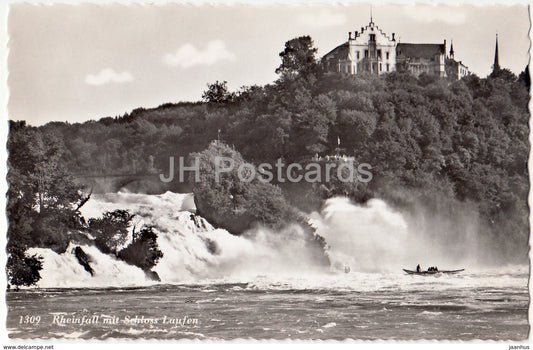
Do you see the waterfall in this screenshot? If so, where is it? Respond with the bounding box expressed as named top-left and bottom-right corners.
top-left (26, 192), bottom-right (475, 288)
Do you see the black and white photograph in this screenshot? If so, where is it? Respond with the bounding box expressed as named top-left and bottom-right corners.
top-left (3, 0), bottom-right (531, 345)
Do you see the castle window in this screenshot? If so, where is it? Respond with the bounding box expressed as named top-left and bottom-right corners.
top-left (369, 34), bottom-right (376, 41)
top-left (380, 63), bottom-right (382, 71)
top-left (365, 50), bottom-right (369, 58)
top-left (387, 63), bottom-right (390, 71)
top-left (377, 50), bottom-right (382, 59)
top-left (386, 52), bottom-right (390, 59)
top-left (357, 51), bottom-right (360, 59)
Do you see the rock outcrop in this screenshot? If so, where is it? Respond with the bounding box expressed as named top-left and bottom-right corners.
top-left (74, 246), bottom-right (94, 276)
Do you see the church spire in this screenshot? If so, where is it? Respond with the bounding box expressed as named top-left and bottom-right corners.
top-left (493, 33), bottom-right (500, 72)
top-left (449, 40), bottom-right (454, 59)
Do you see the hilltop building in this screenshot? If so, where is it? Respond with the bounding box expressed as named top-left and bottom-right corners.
top-left (322, 17), bottom-right (470, 79)
top-left (445, 41), bottom-right (470, 80)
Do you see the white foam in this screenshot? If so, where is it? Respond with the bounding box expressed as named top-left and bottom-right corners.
top-left (28, 243), bottom-right (151, 288)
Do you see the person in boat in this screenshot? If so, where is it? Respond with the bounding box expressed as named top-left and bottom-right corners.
top-left (416, 264), bottom-right (421, 272)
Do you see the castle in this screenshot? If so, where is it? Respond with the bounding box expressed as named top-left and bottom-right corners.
top-left (322, 16), bottom-right (471, 80)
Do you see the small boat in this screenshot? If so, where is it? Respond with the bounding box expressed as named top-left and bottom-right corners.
top-left (402, 268), bottom-right (464, 275)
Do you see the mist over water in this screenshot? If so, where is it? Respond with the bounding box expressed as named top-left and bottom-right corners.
top-left (310, 197), bottom-right (410, 273)
top-left (311, 197), bottom-right (486, 273)
top-left (28, 191), bottom-right (523, 289)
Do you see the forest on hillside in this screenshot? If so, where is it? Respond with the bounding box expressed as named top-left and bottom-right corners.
top-left (7, 36), bottom-right (530, 286)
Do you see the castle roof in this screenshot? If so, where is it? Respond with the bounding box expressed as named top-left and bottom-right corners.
top-left (396, 43), bottom-right (445, 58)
top-left (322, 42), bottom-right (349, 61)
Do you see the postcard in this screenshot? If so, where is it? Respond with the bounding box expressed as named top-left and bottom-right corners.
top-left (4, 1), bottom-right (530, 345)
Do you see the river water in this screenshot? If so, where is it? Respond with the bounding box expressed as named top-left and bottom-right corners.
top-left (5, 192), bottom-right (530, 340)
top-left (6, 269), bottom-right (529, 340)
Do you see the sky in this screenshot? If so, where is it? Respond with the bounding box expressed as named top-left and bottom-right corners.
top-left (7, 2), bottom-right (530, 126)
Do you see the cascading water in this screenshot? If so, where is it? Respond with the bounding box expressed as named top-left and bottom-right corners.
top-left (29, 191), bottom-right (331, 288)
top-left (27, 191), bottom-right (497, 288)
top-left (27, 244), bottom-right (150, 288)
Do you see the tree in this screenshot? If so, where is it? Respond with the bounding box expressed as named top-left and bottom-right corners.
top-left (489, 67), bottom-right (517, 82)
top-left (191, 141), bottom-right (293, 234)
top-left (202, 80), bottom-right (234, 103)
top-left (7, 249), bottom-right (43, 288)
top-left (275, 36), bottom-right (318, 80)
top-left (117, 226), bottom-right (163, 270)
top-left (7, 121), bottom-right (89, 285)
top-left (88, 209), bottom-right (134, 254)
top-left (518, 65), bottom-right (530, 91)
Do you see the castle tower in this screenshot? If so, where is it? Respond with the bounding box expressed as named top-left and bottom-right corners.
top-left (492, 33), bottom-right (500, 72)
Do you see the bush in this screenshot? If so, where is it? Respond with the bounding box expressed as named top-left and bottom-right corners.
top-left (7, 249), bottom-right (43, 288)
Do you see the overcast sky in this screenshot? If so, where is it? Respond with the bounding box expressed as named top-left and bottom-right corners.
top-left (7, 3), bottom-right (530, 125)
